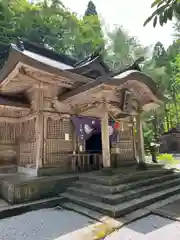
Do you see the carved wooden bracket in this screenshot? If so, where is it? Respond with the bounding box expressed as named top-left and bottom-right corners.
top-left (44, 112), bottom-right (70, 120)
top-left (120, 89), bottom-right (141, 114)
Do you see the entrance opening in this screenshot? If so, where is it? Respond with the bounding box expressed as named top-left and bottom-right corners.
top-left (85, 133), bottom-right (102, 153)
top-left (85, 133), bottom-right (102, 169)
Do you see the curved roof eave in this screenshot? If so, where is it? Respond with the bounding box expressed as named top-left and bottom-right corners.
top-left (23, 49), bottom-right (73, 71)
top-left (68, 55), bottom-right (111, 79)
top-left (111, 70), bottom-right (165, 102)
top-left (0, 46), bottom-right (92, 86)
top-left (69, 55), bottom-right (100, 73)
top-left (58, 70), bottom-right (165, 103)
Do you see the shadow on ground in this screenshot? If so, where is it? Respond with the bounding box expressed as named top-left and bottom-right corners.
top-left (126, 214), bottom-right (173, 234)
top-left (106, 214), bottom-right (180, 240)
top-left (154, 199), bottom-right (180, 219)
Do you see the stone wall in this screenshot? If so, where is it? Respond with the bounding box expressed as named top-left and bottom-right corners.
top-left (0, 175), bottom-right (78, 204)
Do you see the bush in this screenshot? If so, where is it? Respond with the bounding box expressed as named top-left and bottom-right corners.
top-left (157, 154), bottom-right (179, 165)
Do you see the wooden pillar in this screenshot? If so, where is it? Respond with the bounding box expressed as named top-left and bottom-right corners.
top-left (132, 117), bottom-right (137, 161)
top-left (43, 116), bottom-right (47, 166)
top-left (35, 113), bottom-right (44, 169)
top-left (101, 110), bottom-right (111, 168)
top-left (29, 85), bottom-right (44, 170)
top-left (136, 114), bottom-right (145, 163)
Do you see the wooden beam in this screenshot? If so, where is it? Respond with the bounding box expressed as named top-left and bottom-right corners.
top-left (57, 72), bottom-right (164, 105)
top-left (24, 71), bottom-right (75, 89)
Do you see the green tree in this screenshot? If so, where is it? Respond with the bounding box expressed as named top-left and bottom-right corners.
top-left (174, 11), bottom-right (180, 39)
top-left (142, 38), bottom-right (180, 150)
top-left (84, 1), bottom-right (98, 16)
top-left (152, 41), bottom-right (168, 67)
top-left (144, 0), bottom-right (180, 27)
top-left (104, 26), bottom-right (148, 71)
top-left (0, 0), bottom-right (103, 61)
top-left (83, 1), bottom-right (105, 58)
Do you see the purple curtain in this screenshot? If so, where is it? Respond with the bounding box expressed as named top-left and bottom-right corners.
top-left (71, 116), bottom-right (118, 143)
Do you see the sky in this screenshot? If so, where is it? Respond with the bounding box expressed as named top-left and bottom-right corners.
top-left (62, 0), bottom-right (175, 49)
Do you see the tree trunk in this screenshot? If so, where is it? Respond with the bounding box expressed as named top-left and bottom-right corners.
top-left (173, 92), bottom-right (179, 125)
top-left (150, 145), bottom-right (158, 163)
top-left (165, 106), bottom-right (170, 131)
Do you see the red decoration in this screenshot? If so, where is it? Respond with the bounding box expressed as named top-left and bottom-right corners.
top-left (114, 122), bottom-right (120, 129)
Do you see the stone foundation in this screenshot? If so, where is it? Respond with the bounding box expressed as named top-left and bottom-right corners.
top-left (18, 167), bottom-right (37, 177)
top-left (37, 166), bottom-right (73, 176)
top-left (0, 174), bottom-right (77, 204)
top-left (111, 154), bottom-right (136, 167)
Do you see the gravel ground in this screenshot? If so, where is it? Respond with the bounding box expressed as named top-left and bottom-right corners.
top-left (105, 214), bottom-right (180, 240)
top-left (0, 208), bottom-right (96, 240)
top-left (2, 210), bottom-right (180, 240)
top-left (1, 209), bottom-right (180, 240)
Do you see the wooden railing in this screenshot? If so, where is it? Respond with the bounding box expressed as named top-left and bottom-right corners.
top-left (69, 153), bottom-right (102, 172)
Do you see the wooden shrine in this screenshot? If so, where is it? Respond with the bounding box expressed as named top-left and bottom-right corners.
top-left (0, 39), bottom-right (164, 176)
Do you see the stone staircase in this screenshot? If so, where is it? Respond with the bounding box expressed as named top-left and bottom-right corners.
top-left (60, 168), bottom-right (180, 218)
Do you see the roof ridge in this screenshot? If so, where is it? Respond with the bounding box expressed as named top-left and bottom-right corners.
top-left (19, 39), bottom-right (78, 67)
top-left (110, 62), bottom-right (141, 77)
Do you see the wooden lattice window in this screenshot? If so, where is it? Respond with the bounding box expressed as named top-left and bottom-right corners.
top-left (118, 125), bottom-right (133, 140)
top-left (21, 119), bottom-right (36, 142)
top-left (15, 123), bottom-right (21, 139)
top-left (47, 118), bottom-right (72, 139)
top-left (46, 151), bottom-right (68, 165)
top-left (19, 142), bottom-right (36, 166)
top-left (118, 141), bottom-right (134, 158)
top-left (0, 122), bottom-right (17, 141)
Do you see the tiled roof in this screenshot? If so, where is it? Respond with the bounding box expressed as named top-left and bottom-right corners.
top-left (0, 39), bottom-right (143, 80)
top-left (21, 40), bottom-right (78, 67)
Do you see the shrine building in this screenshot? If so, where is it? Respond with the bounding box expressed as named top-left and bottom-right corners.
top-left (0, 39), bottom-right (164, 177)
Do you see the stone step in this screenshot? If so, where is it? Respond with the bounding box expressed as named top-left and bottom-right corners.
top-left (60, 201), bottom-right (149, 224)
top-left (61, 184), bottom-right (180, 217)
top-left (113, 161), bottom-right (137, 167)
top-left (144, 163), bottom-right (164, 168)
top-left (0, 165), bottom-right (17, 174)
top-left (60, 202), bottom-right (104, 220)
top-left (67, 177), bottom-right (180, 205)
top-left (60, 202), bottom-right (125, 229)
top-left (75, 172), bottom-right (180, 194)
top-left (79, 169), bottom-right (173, 186)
